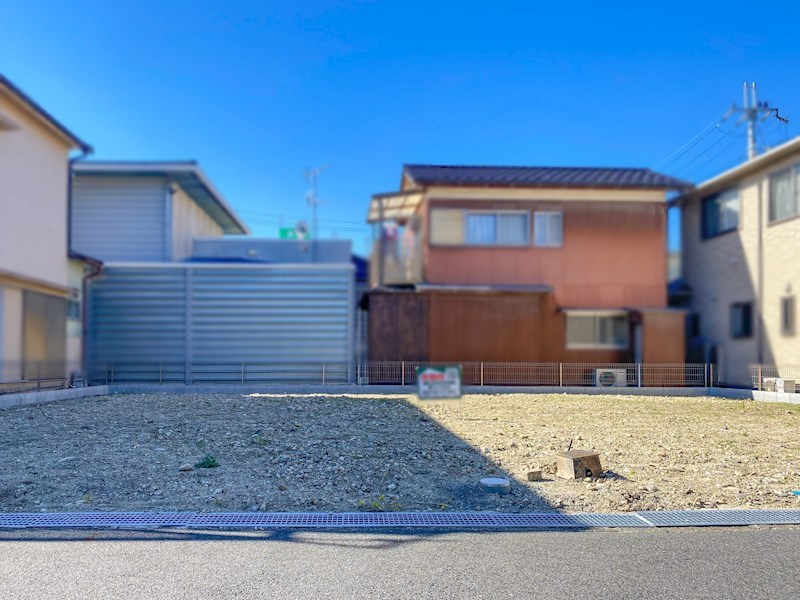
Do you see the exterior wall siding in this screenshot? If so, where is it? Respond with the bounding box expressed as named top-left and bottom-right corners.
top-left (424, 200), bottom-right (667, 308)
top-left (66, 259), bottom-right (84, 369)
top-left (0, 286), bottom-right (22, 372)
top-left (682, 181), bottom-right (759, 385)
top-left (172, 186), bottom-right (224, 260)
top-left (368, 290), bottom-right (645, 365)
top-left (0, 88), bottom-right (72, 288)
top-left (71, 176), bottom-right (168, 262)
top-left (683, 150), bottom-right (800, 386)
top-left (762, 183), bottom-right (800, 368)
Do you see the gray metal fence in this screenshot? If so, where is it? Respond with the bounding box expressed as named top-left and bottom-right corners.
top-left (750, 365), bottom-right (800, 392)
top-left (68, 361), bottom-right (719, 388)
top-left (0, 361), bottom-right (86, 395)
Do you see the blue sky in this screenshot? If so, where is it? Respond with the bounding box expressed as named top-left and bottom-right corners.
top-left (2, 1), bottom-right (799, 255)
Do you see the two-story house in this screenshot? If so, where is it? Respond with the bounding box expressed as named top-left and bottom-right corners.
top-left (365, 164), bottom-right (689, 381)
top-left (678, 136), bottom-right (800, 387)
top-left (0, 74), bottom-right (92, 382)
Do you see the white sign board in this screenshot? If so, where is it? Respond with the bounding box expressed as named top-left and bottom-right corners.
top-left (416, 365), bottom-right (462, 400)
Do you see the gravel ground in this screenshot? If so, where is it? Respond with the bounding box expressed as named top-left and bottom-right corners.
top-left (0, 392), bottom-right (798, 513)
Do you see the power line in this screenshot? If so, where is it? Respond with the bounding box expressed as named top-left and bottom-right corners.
top-left (670, 131), bottom-right (736, 176)
top-left (652, 119), bottom-right (720, 169)
top-left (683, 136), bottom-right (746, 181)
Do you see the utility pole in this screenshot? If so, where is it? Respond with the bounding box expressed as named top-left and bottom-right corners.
top-left (304, 165), bottom-right (329, 262)
top-left (723, 82), bottom-right (788, 159)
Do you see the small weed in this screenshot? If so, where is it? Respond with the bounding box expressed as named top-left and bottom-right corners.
top-left (369, 494), bottom-right (387, 511)
top-left (195, 454), bottom-right (219, 469)
top-left (82, 493), bottom-right (91, 503)
top-left (252, 436), bottom-right (269, 447)
top-left (196, 439), bottom-right (206, 449)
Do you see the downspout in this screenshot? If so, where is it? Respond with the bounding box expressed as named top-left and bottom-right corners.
top-left (66, 147), bottom-right (93, 380)
top-left (757, 178), bottom-right (764, 364)
top-left (67, 148), bottom-right (91, 257)
top-left (80, 257), bottom-right (103, 379)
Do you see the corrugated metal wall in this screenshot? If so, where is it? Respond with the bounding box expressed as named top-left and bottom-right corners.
top-left (88, 264), bottom-right (355, 382)
top-left (71, 177), bottom-right (168, 262)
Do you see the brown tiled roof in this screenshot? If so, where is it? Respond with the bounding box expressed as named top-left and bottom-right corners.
top-left (404, 164), bottom-right (690, 189)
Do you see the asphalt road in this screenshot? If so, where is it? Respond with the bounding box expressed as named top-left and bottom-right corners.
top-left (0, 526), bottom-right (798, 599)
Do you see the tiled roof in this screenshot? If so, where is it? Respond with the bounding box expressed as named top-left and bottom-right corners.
top-left (404, 164), bottom-right (690, 189)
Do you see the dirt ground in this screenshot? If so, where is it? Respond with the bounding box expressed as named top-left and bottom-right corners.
top-left (0, 392), bottom-right (798, 513)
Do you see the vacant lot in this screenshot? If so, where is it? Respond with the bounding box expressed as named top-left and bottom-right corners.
top-left (0, 392), bottom-right (798, 513)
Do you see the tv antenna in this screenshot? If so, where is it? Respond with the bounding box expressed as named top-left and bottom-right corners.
top-left (722, 82), bottom-right (789, 160)
top-left (304, 165), bottom-right (329, 262)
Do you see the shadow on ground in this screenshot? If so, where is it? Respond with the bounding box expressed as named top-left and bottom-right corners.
top-left (0, 392), bottom-right (554, 514)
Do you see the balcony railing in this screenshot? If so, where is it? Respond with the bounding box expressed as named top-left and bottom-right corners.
top-left (370, 236), bottom-right (423, 286)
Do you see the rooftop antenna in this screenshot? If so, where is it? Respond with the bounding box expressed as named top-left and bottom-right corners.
top-left (722, 82), bottom-right (789, 160)
top-left (304, 165), bottom-right (329, 262)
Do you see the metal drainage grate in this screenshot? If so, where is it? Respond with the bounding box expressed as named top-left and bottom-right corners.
top-left (0, 512), bottom-right (194, 529)
top-left (0, 510), bottom-right (798, 530)
top-left (636, 509), bottom-right (800, 527)
top-left (182, 512), bottom-right (648, 529)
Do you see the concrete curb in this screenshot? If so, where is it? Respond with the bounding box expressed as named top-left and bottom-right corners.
top-left (2, 383), bottom-right (798, 407)
top-left (0, 386), bottom-right (110, 410)
top-left (108, 383), bottom-right (800, 403)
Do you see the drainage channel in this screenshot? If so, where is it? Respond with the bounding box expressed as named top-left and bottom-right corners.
top-left (1, 509), bottom-right (799, 530)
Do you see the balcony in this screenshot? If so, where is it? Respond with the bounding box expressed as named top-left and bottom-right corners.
top-left (370, 232), bottom-right (423, 286)
top-left (367, 191), bottom-right (424, 287)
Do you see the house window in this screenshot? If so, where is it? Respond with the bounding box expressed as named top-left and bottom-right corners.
top-left (466, 214), bottom-right (496, 244)
top-left (769, 166), bottom-right (800, 223)
top-left (429, 209), bottom-right (529, 247)
top-left (465, 212), bottom-right (529, 246)
top-left (730, 302), bottom-right (753, 339)
top-left (701, 188), bottom-right (739, 238)
top-left (781, 296), bottom-right (796, 337)
top-left (534, 212), bottom-right (563, 247)
top-left (566, 313), bottom-right (628, 349)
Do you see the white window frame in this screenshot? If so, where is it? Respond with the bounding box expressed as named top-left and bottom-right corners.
top-left (565, 310), bottom-right (629, 350)
top-left (533, 211), bottom-right (563, 247)
top-left (463, 210), bottom-right (530, 247)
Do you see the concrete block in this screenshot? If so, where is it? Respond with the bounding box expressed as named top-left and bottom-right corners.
top-left (526, 470), bottom-right (543, 482)
top-left (556, 450), bottom-right (603, 480)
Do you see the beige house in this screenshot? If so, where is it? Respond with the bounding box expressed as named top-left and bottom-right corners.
top-left (679, 136), bottom-right (800, 386)
top-left (0, 75), bottom-right (92, 380)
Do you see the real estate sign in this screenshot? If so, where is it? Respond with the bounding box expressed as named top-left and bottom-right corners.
top-left (416, 365), bottom-right (462, 400)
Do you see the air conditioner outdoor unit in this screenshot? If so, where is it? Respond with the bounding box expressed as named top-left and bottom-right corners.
top-left (762, 378), bottom-right (796, 393)
top-left (595, 368), bottom-right (628, 387)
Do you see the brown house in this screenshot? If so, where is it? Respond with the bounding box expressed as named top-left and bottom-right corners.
top-left (365, 164), bottom-right (689, 377)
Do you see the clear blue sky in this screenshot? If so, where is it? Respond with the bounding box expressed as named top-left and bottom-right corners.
top-left (3, 1), bottom-right (799, 255)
